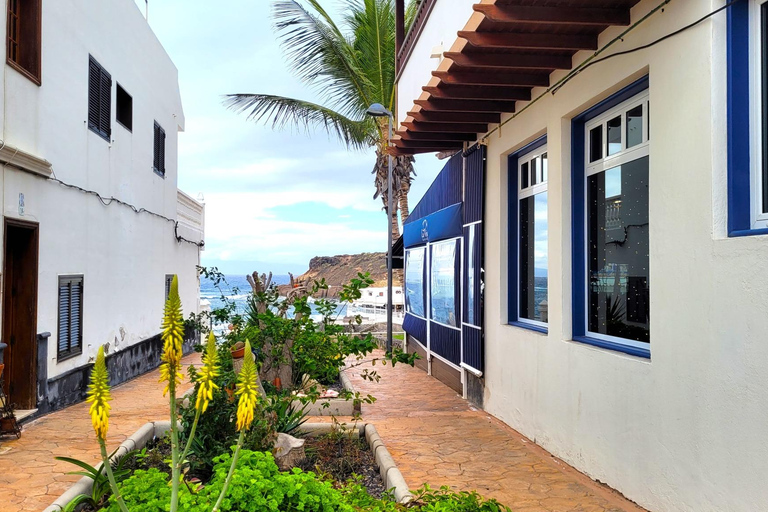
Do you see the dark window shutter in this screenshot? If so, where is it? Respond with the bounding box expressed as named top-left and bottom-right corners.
top-left (58, 276), bottom-right (83, 360)
top-left (154, 122), bottom-right (166, 176)
top-left (165, 274), bottom-right (173, 300)
top-left (88, 56), bottom-right (111, 140)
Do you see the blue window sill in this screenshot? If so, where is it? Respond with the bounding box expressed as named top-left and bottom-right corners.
top-left (508, 321), bottom-right (548, 335)
top-left (573, 336), bottom-right (650, 359)
top-left (728, 228), bottom-right (768, 237)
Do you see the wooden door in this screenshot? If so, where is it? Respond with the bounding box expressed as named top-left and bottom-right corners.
top-left (2, 219), bottom-right (39, 409)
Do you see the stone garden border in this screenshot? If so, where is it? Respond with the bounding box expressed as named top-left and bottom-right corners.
top-left (294, 370), bottom-right (361, 416)
top-left (301, 422), bottom-right (412, 503)
top-left (46, 420), bottom-right (411, 511)
top-left (43, 420), bottom-right (173, 512)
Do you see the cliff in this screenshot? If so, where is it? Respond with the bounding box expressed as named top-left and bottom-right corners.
top-left (279, 253), bottom-right (403, 299)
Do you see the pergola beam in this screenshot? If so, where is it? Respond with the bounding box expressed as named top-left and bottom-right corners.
top-left (397, 131), bottom-right (479, 141)
top-left (402, 120), bottom-right (489, 132)
top-left (458, 31), bottom-right (598, 51)
top-left (423, 84), bottom-right (531, 101)
top-left (415, 97), bottom-right (517, 112)
top-left (433, 70), bottom-right (549, 87)
top-left (474, 3), bottom-right (630, 26)
top-left (408, 110), bottom-right (500, 124)
top-left (444, 51), bottom-right (572, 70)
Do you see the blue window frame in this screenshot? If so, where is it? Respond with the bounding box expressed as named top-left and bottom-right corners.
top-left (728, 0), bottom-right (768, 236)
top-left (507, 135), bottom-right (548, 334)
top-left (572, 76), bottom-right (651, 359)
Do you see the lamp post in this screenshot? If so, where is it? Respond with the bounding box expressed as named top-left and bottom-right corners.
top-left (366, 103), bottom-right (394, 356)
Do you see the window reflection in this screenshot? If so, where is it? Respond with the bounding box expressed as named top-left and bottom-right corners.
top-left (590, 127), bottom-right (602, 162)
top-left (626, 105), bottom-right (643, 149)
top-left (519, 192), bottom-right (548, 322)
top-left (587, 157), bottom-right (649, 343)
top-left (607, 116), bottom-right (622, 155)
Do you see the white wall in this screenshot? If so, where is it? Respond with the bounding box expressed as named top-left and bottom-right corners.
top-left (397, 1), bottom-right (768, 511)
top-left (396, 0), bottom-right (476, 124)
top-left (0, 0), bottom-right (202, 378)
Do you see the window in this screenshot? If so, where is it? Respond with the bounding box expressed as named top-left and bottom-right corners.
top-left (430, 239), bottom-right (458, 327)
top-left (154, 122), bottom-right (166, 177)
top-left (6, 0), bottom-right (41, 84)
top-left (165, 274), bottom-right (174, 301)
top-left (88, 56), bottom-right (111, 141)
top-left (405, 248), bottom-right (425, 318)
top-left (507, 136), bottom-right (547, 332)
top-left (58, 276), bottom-right (83, 361)
top-left (116, 84), bottom-right (133, 131)
top-left (728, 1), bottom-right (768, 235)
top-left (517, 146), bottom-right (548, 327)
top-left (572, 81), bottom-right (650, 358)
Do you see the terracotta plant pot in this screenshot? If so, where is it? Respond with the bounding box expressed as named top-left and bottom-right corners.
top-left (230, 347), bottom-right (245, 358)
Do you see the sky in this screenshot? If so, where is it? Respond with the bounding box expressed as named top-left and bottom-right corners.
top-left (136, 0), bottom-right (445, 275)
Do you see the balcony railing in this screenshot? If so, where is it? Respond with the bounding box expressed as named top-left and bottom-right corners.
top-left (396, 0), bottom-right (438, 78)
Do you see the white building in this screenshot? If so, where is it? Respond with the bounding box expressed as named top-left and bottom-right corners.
top-left (0, 0), bottom-right (203, 417)
top-left (396, 1), bottom-right (768, 510)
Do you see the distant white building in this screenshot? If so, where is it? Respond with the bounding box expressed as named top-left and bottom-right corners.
top-left (0, 0), bottom-right (203, 417)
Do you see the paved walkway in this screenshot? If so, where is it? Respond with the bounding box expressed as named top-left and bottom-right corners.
top-left (0, 353), bottom-right (200, 511)
top-left (0, 350), bottom-right (646, 512)
top-left (339, 351), bottom-right (647, 512)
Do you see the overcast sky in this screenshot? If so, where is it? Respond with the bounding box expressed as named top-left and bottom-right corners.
top-left (137, 0), bottom-right (444, 275)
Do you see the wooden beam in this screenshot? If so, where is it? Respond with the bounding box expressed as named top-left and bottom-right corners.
top-left (408, 110), bottom-right (500, 124)
top-left (474, 4), bottom-right (630, 26)
top-left (415, 97), bottom-right (517, 113)
top-left (395, 0), bottom-right (405, 54)
top-left (402, 120), bottom-right (489, 132)
top-left (433, 70), bottom-right (549, 87)
top-left (458, 31), bottom-right (598, 51)
top-left (392, 147), bottom-right (454, 156)
top-left (424, 84), bottom-right (531, 101)
top-left (444, 51), bottom-right (572, 70)
top-left (397, 131), bottom-right (478, 141)
top-left (395, 139), bottom-right (463, 149)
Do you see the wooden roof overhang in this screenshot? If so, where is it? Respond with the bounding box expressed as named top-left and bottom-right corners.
top-left (392, 0), bottom-right (641, 156)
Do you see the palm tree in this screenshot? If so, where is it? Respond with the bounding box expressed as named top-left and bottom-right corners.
top-left (225, 0), bottom-right (416, 240)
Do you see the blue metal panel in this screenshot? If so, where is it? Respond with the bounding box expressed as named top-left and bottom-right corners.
top-left (406, 151), bottom-right (463, 224)
top-left (403, 203), bottom-right (463, 248)
top-left (571, 77), bottom-right (650, 359)
top-left (462, 325), bottom-right (482, 371)
top-left (430, 322), bottom-right (461, 366)
top-left (403, 313), bottom-right (427, 344)
top-left (464, 145), bottom-right (485, 224)
top-left (727, 1), bottom-right (754, 234)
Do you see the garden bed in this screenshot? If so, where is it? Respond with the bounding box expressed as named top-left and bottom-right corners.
top-left (45, 421), bottom-right (410, 512)
top-left (294, 371), bottom-right (361, 417)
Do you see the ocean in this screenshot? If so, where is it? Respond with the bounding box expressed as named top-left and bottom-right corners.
top-left (200, 274), bottom-right (349, 321)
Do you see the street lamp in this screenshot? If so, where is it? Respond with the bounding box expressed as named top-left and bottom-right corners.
top-left (366, 103), bottom-right (394, 356)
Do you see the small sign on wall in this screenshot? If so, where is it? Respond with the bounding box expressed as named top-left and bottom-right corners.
top-left (18, 193), bottom-right (24, 216)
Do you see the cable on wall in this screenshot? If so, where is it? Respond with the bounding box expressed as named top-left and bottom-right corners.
top-left (478, 0), bottom-right (734, 144)
top-left (49, 175), bottom-right (205, 248)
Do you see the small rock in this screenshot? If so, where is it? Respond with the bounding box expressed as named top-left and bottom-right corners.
top-left (273, 433), bottom-right (306, 471)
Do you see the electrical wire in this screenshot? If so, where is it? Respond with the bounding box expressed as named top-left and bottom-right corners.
top-left (479, 0), bottom-right (733, 143)
top-left (49, 175), bottom-right (205, 248)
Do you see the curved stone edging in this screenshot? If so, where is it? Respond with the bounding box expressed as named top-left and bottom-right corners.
top-left (43, 421), bottom-right (172, 512)
top-left (301, 422), bottom-right (412, 503)
top-left (48, 420), bottom-right (410, 511)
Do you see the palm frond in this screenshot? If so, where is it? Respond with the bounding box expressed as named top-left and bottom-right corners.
top-left (224, 93), bottom-right (375, 149)
top-left (271, 0), bottom-right (373, 118)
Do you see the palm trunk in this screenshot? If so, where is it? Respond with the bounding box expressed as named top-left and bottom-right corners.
top-left (398, 178), bottom-right (410, 224)
top-left (390, 208), bottom-right (400, 239)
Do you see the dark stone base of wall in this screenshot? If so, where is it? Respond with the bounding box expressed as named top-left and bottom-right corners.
top-left (465, 371), bottom-right (484, 409)
top-left (405, 336), bottom-right (462, 395)
top-left (36, 330), bottom-right (198, 417)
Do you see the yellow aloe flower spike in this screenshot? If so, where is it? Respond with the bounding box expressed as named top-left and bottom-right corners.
top-left (86, 346), bottom-right (112, 439)
top-left (195, 332), bottom-right (220, 413)
top-left (159, 275), bottom-right (184, 395)
top-left (235, 340), bottom-right (258, 431)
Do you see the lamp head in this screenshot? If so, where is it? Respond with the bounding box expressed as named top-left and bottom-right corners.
top-left (366, 103), bottom-right (392, 118)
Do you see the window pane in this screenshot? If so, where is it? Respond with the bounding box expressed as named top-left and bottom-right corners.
top-left (626, 105), bottom-right (643, 148)
top-left (467, 225), bottom-right (476, 325)
top-left (521, 162), bottom-right (529, 189)
top-left (542, 153), bottom-right (548, 182)
top-left (589, 126), bottom-right (602, 162)
top-left (587, 157), bottom-right (650, 343)
top-left (519, 192), bottom-right (548, 323)
top-left (430, 241), bottom-right (457, 327)
top-left (531, 158), bottom-right (538, 185)
top-left (607, 116), bottom-right (622, 155)
top-left (763, 3), bottom-right (768, 213)
top-left (405, 248), bottom-right (425, 318)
